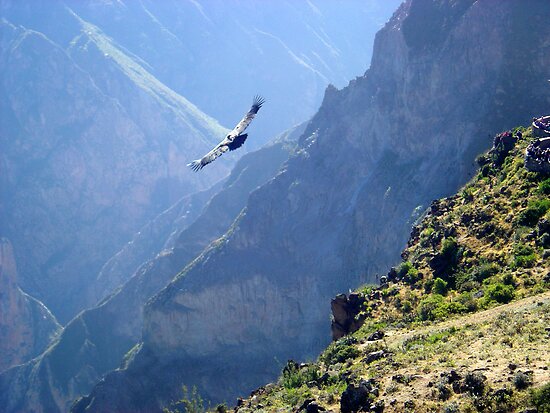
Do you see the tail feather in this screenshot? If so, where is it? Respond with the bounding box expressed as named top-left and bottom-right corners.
top-left (187, 160), bottom-right (203, 172)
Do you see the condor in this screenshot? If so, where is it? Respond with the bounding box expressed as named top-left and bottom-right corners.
top-left (188, 95), bottom-right (265, 171)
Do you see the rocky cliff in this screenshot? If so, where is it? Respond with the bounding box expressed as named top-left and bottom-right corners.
top-left (56, 0), bottom-right (401, 141)
top-left (0, 127), bottom-right (299, 413)
top-left (0, 15), bottom-right (228, 322)
top-left (0, 238), bottom-right (61, 372)
top-left (234, 125), bottom-right (550, 411)
top-left (0, 0), bottom-right (399, 325)
top-left (72, 0), bottom-right (550, 411)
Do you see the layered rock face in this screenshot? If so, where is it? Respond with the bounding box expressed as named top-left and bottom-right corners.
top-left (0, 0), bottom-right (400, 325)
top-left (0, 129), bottom-right (299, 413)
top-left (0, 238), bottom-right (61, 372)
top-left (0, 15), bottom-right (228, 322)
top-left (72, 1), bottom-right (550, 410)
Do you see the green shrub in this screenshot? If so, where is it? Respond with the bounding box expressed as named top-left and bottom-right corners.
top-left (441, 237), bottom-right (459, 259)
top-left (513, 371), bottom-right (532, 390)
top-left (281, 361), bottom-right (320, 389)
top-left (517, 199), bottom-right (550, 226)
top-left (531, 382), bottom-right (550, 413)
top-left (484, 283), bottom-right (514, 304)
top-left (417, 294), bottom-right (448, 321)
top-left (538, 178), bottom-right (550, 195)
top-left (396, 261), bottom-right (413, 279)
top-left (512, 244), bottom-right (537, 269)
top-left (320, 337), bottom-right (359, 365)
top-left (472, 262), bottom-right (501, 282)
top-left (404, 266), bottom-right (422, 285)
top-left (163, 386), bottom-right (204, 413)
top-left (456, 292), bottom-right (478, 312)
top-left (432, 278), bottom-right (448, 295)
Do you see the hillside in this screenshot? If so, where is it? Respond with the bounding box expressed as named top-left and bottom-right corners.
top-left (0, 127), bottom-right (300, 413)
top-left (70, 1), bottom-right (550, 410)
top-left (232, 126), bottom-right (550, 412)
top-left (0, 16), bottom-right (228, 323)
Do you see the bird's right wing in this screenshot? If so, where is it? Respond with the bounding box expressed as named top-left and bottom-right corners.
top-left (229, 95), bottom-right (265, 138)
top-left (187, 144), bottom-right (229, 171)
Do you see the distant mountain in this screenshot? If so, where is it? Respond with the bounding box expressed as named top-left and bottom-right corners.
top-left (0, 14), bottom-right (228, 322)
top-left (0, 238), bottom-right (61, 373)
top-left (0, 125), bottom-right (301, 413)
top-left (0, 0), bottom-right (400, 324)
top-left (56, 0), bottom-right (402, 142)
top-left (71, 0), bottom-right (550, 410)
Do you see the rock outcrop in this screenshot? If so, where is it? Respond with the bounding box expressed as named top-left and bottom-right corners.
top-left (525, 137), bottom-right (550, 173)
top-left (72, 1), bottom-right (550, 410)
top-left (331, 293), bottom-right (367, 341)
top-left (0, 238), bottom-right (60, 372)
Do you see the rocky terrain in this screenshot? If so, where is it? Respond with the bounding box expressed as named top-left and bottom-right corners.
top-left (0, 127), bottom-right (301, 413)
top-left (70, 1), bottom-right (550, 411)
top-left (0, 238), bottom-right (61, 372)
top-left (232, 126), bottom-right (550, 412)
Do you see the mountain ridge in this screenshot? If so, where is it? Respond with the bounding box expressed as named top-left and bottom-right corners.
top-left (71, 1), bottom-right (550, 411)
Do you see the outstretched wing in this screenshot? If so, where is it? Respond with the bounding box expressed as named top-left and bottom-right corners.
top-left (187, 144), bottom-right (229, 171)
top-left (229, 95), bottom-right (265, 138)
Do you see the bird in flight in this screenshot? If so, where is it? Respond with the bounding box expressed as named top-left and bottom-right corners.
top-left (188, 95), bottom-right (265, 171)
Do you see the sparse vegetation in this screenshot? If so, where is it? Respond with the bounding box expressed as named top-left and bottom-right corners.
top-left (234, 126), bottom-right (550, 412)
top-left (163, 386), bottom-right (204, 413)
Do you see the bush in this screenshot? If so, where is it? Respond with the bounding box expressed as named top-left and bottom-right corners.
top-left (281, 361), bottom-right (320, 389)
top-left (456, 292), bottom-right (478, 312)
top-left (531, 382), bottom-right (550, 413)
top-left (320, 337), bottom-right (359, 365)
top-left (163, 386), bottom-right (204, 413)
top-left (441, 237), bottom-right (459, 259)
top-left (484, 283), bottom-right (515, 304)
top-left (396, 261), bottom-right (413, 279)
top-left (404, 266), bottom-right (422, 285)
top-left (512, 244), bottom-right (537, 269)
top-left (417, 294), bottom-right (449, 321)
top-left (538, 178), bottom-right (550, 195)
top-left (513, 371), bottom-right (532, 390)
top-left (517, 199), bottom-right (550, 226)
top-left (472, 262), bottom-right (501, 282)
top-left (432, 278), bottom-right (448, 295)
top-left (463, 371), bottom-right (486, 396)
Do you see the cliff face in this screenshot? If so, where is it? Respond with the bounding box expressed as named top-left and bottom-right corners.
top-left (0, 129), bottom-right (299, 413)
top-left (57, 0), bottom-right (401, 141)
top-left (73, 1), bottom-right (550, 410)
top-left (0, 238), bottom-right (61, 372)
top-left (0, 15), bottom-right (228, 322)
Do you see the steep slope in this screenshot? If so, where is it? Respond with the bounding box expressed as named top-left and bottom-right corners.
top-left (50, 0), bottom-right (401, 141)
top-left (0, 128), bottom-right (300, 413)
top-left (0, 238), bottom-right (61, 372)
top-left (88, 182), bottom-right (223, 306)
top-left (72, 0), bottom-right (550, 410)
top-left (234, 125), bottom-right (550, 412)
top-left (0, 16), bottom-right (228, 322)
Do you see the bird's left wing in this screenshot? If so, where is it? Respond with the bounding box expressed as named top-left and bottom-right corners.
top-left (187, 144), bottom-right (229, 171)
top-left (229, 95), bottom-right (265, 138)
